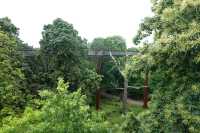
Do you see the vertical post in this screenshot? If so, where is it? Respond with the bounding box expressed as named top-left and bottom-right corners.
top-left (143, 72), bottom-right (149, 108)
top-left (123, 78), bottom-right (128, 113)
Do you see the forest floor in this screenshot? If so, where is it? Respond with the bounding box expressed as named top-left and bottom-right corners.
top-left (102, 92), bottom-right (143, 106)
top-left (93, 96), bottom-right (145, 132)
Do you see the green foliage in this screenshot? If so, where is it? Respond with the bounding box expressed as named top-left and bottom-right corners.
top-left (97, 98), bottom-right (144, 133)
top-left (2, 1), bottom-right (200, 131)
top-left (90, 37), bottom-right (105, 50)
top-left (39, 18), bottom-right (101, 97)
top-left (0, 79), bottom-right (110, 133)
top-left (126, 47), bottom-right (156, 99)
top-left (122, 112), bottom-right (142, 133)
top-left (0, 17), bottom-right (37, 122)
top-left (125, 0), bottom-right (200, 132)
top-left (90, 36), bottom-right (127, 90)
top-left (39, 18), bottom-right (87, 87)
top-left (127, 47), bottom-right (139, 52)
top-left (0, 17), bottom-right (18, 36)
top-left (90, 36), bottom-right (126, 51)
top-left (104, 36), bottom-right (127, 51)
top-left (77, 66), bottom-right (102, 104)
top-left (0, 31), bottom-right (27, 120)
top-left (20, 46), bottom-right (41, 87)
top-left (0, 17), bottom-right (36, 91)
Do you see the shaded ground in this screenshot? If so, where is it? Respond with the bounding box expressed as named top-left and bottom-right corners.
top-left (102, 92), bottom-right (143, 106)
top-left (93, 95), bottom-right (145, 132)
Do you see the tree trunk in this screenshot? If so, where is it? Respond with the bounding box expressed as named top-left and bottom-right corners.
top-left (123, 78), bottom-right (128, 113)
top-left (96, 89), bottom-right (101, 110)
top-left (143, 72), bottom-right (149, 108)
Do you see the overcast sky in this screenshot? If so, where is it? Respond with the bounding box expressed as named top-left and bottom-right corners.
top-left (0, 0), bottom-right (153, 48)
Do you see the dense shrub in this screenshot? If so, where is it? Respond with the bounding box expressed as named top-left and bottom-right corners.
top-left (0, 79), bottom-right (110, 133)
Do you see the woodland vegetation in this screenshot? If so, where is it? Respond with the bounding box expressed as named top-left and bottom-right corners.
top-left (0, 0), bottom-right (200, 133)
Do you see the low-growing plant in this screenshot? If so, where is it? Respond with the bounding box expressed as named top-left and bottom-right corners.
top-left (0, 78), bottom-right (111, 133)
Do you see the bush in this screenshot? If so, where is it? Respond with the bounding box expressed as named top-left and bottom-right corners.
top-left (0, 79), bottom-right (110, 133)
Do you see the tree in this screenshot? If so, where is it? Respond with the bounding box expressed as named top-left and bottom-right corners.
top-left (0, 17), bottom-right (31, 121)
top-left (104, 36), bottom-right (127, 51)
top-left (109, 51), bottom-right (129, 112)
top-left (39, 18), bottom-right (86, 86)
top-left (90, 36), bottom-right (127, 89)
top-left (90, 38), bottom-right (105, 50)
top-left (0, 17), bottom-right (18, 37)
top-left (90, 36), bottom-right (127, 51)
top-left (127, 47), bottom-right (139, 52)
top-left (90, 36), bottom-right (127, 110)
top-left (125, 0), bottom-right (200, 132)
top-left (40, 18), bottom-right (84, 86)
top-left (0, 18), bottom-right (36, 92)
top-left (0, 31), bottom-right (27, 121)
top-left (39, 18), bottom-right (101, 101)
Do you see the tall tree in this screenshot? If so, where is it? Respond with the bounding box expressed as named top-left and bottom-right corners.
top-left (0, 17), bottom-right (31, 121)
top-left (39, 18), bottom-right (87, 87)
top-left (0, 31), bottom-right (27, 120)
top-left (90, 36), bottom-right (127, 110)
top-left (90, 36), bottom-right (127, 89)
top-left (39, 18), bottom-right (101, 98)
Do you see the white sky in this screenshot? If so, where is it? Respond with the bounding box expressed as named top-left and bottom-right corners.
top-left (0, 0), bottom-right (153, 48)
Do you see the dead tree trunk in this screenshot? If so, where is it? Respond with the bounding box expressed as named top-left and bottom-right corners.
top-left (143, 72), bottom-right (149, 108)
top-left (123, 78), bottom-right (128, 113)
top-left (109, 50), bottom-right (129, 112)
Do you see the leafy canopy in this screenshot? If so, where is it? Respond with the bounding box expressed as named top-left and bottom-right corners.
top-left (39, 18), bottom-right (100, 90)
top-left (125, 0), bottom-right (200, 132)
